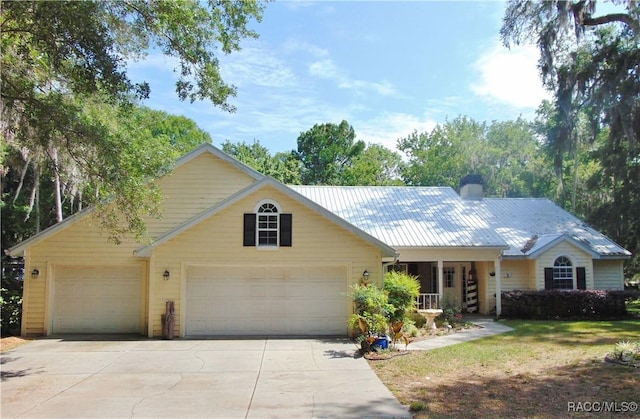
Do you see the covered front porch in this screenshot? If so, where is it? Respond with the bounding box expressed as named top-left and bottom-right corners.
top-left (389, 247), bottom-right (506, 315)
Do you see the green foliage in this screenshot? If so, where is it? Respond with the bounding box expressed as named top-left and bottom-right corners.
top-left (397, 116), bottom-right (553, 198)
top-left (341, 143), bottom-right (405, 186)
top-left (501, 0), bottom-right (640, 279)
top-left (501, 290), bottom-right (639, 319)
top-left (610, 341), bottom-right (640, 363)
top-left (407, 311), bottom-right (427, 329)
top-left (296, 120), bottom-right (365, 185)
top-left (0, 260), bottom-right (24, 336)
top-left (1, 0), bottom-right (264, 242)
top-left (222, 140), bottom-right (302, 184)
top-left (438, 296), bottom-right (464, 326)
top-left (409, 402), bottom-right (427, 412)
top-left (347, 283), bottom-right (392, 336)
top-left (383, 271), bottom-right (420, 323)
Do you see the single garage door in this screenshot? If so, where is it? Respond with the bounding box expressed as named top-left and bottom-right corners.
top-left (186, 265), bottom-right (348, 336)
top-left (52, 265), bottom-right (143, 333)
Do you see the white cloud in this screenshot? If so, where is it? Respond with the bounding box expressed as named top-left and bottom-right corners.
top-left (339, 80), bottom-right (396, 97)
top-left (470, 43), bottom-right (551, 109)
top-left (281, 39), bottom-right (329, 58)
top-left (220, 46), bottom-right (297, 89)
top-left (309, 59), bottom-right (341, 80)
top-left (355, 112), bottom-right (437, 152)
top-left (309, 59), bottom-right (396, 96)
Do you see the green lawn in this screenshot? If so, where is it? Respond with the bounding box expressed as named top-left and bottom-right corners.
top-left (370, 319), bottom-right (640, 418)
top-left (627, 297), bottom-right (640, 314)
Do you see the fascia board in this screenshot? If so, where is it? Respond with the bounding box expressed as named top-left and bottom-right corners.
top-left (5, 206), bottom-right (95, 257)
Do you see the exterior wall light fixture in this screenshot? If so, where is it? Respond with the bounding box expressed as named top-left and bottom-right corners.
top-left (163, 270), bottom-right (170, 281)
top-left (31, 268), bottom-right (40, 279)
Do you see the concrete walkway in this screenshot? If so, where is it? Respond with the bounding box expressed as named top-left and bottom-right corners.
top-left (409, 317), bottom-right (513, 351)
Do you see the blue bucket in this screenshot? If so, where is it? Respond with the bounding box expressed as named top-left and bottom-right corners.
top-left (373, 336), bottom-right (388, 350)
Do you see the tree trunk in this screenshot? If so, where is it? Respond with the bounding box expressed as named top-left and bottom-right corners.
top-left (52, 149), bottom-right (63, 222)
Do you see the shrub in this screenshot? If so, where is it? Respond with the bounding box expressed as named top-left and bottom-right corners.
top-left (501, 289), bottom-right (640, 320)
top-left (408, 311), bottom-right (426, 328)
top-left (611, 341), bottom-right (640, 362)
top-left (347, 283), bottom-right (392, 336)
top-left (1, 262), bottom-right (24, 336)
top-left (383, 271), bottom-right (420, 323)
top-left (438, 296), bottom-right (464, 326)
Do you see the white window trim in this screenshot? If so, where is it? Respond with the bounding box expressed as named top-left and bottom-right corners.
top-left (552, 255), bottom-right (575, 290)
top-left (255, 199), bottom-right (281, 249)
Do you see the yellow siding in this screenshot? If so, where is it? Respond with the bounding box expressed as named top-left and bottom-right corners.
top-left (536, 242), bottom-right (593, 289)
top-left (593, 260), bottom-right (624, 290)
top-left (20, 151), bottom-right (257, 336)
top-left (501, 260), bottom-right (537, 291)
top-left (148, 185), bottom-right (382, 337)
top-left (144, 153), bottom-right (255, 238)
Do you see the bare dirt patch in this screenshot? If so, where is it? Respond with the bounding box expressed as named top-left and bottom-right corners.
top-left (1, 336), bottom-right (33, 353)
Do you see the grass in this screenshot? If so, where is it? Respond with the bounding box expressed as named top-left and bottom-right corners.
top-left (627, 298), bottom-right (640, 314)
top-left (370, 319), bottom-right (640, 418)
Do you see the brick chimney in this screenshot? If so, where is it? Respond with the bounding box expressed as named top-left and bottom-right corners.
top-left (460, 174), bottom-right (483, 200)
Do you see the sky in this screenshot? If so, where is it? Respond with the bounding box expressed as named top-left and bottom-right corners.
top-left (127, 1), bottom-right (550, 154)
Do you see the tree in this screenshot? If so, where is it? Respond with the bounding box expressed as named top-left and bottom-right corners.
top-left (1, 104), bottom-right (210, 249)
top-left (221, 140), bottom-right (302, 184)
top-left (342, 143), bottom-right (405, 186)
top-left (485, 118), bottom-right (555, 198)
top-left (501, 0), bottom-right (640, 277)
top-left (397, 116), bottom-right (554, 198)
top-left (296, 120), bottom-right (365, 185)
top-left (1, 0), bottom-right (265, 241)
top-left (398, 116), bottom-right (486, 188)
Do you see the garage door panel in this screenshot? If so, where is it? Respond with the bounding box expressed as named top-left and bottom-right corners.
top-left (186, 265), bottom-right (347, 336)
top-left (53, 265), bottom-right (142, 334)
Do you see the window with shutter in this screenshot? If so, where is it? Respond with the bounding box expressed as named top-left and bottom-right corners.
top-left (544, 256), bottom-right (575, 290)
top-left (243, 200), bottom-right (292, 248)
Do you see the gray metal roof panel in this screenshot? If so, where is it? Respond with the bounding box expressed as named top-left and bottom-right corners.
top-left (290, 187), bottom-right (629, 258)
top-left (480, 198), bottom-right (630, 257)
top-left (290, 186), bottom-right (508, 248)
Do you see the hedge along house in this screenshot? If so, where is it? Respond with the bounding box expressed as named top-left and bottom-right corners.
top-left (7, 145), bottom-right (630, 337)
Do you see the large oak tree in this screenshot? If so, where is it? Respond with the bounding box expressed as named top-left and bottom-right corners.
top-left (501, 0), bottom-right (640, 277)
top-left (1, 0), bottom-right (264, 242)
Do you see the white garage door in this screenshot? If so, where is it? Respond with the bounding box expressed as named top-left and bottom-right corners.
top-left (186, 265), bottom-right (348, 336)
top-left (53, 265), bottom-right (142, 333)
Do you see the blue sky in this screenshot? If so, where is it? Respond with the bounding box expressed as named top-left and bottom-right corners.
top-left (127, 1), bottom-right (549, 154)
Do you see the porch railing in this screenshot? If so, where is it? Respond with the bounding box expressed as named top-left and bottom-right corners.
top-left (416, 293), bottom-right (440, 310)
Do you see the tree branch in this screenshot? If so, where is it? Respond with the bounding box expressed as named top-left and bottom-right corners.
top-left (582, 13), bottom-right (639, 32)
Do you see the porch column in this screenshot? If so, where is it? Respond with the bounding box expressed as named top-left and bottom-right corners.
top-left (494, 257), bottom-right (502, 316)
top-left (437, 259), bottom-right (444, 306)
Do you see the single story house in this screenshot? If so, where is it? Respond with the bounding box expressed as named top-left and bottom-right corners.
top-left (7, 144), bottom-right (631, 337)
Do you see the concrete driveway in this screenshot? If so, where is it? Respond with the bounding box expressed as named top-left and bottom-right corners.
top-left (1, 337), bottom-right (409, 418)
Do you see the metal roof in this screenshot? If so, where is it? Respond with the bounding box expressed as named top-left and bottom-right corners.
top-left (479, 198), bottom-right (631, 258)
top-left (290, 186), bottom-right (630, 258)
top-left (290, 186), bottom-right (508, 248)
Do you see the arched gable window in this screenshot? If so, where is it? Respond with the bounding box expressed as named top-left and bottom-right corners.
top-left (243, 200), bottom-right (292, 248)
top-left (546, 256), bottom-right (574, 290)
top-left (257, 202), bottom-right (279, 246)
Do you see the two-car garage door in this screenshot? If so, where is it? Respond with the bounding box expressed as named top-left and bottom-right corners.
top-left (186, 265), bottom-right (348, 336)
top-left (52, 265), bottom-right (143, 334)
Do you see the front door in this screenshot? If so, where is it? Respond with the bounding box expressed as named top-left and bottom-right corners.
top-left (441, 263), bottom-right (472, 309)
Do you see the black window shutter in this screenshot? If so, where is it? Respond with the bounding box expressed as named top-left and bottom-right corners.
top-left (576, 267), bottom-right (586, 290)
top-left (280, 213), bottom-right (292, 247)
top-left (544, 268), bottom-right (553, 290)
top-left (243, 213), bottom-right (256, 246)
